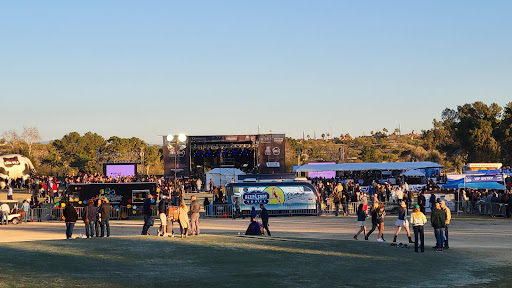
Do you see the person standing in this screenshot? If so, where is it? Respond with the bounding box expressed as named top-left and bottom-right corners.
top-left (21, 200), bottom-right (30, 223)
top-left (158, 196), bottom-right (170, 236)
top-left (411, 205), bottom-right (427, 253)
top-left (141, 194), bottom-right (153, 235)
top-left (376, 202), bottom-right (386, 242)
top-left (196, 178), bottom-right (202, 193)
top-left (353, 204), bottom-right (366, 240)
top-left (63, 202), bottom-right (78, 239)
top-left (178, 200), bottom-right (189, 238)
top-left (393, 201), bottom-right (414, 244)
top-left (417, 190), bottom-right (426, 214)
top-left (332, 182), bottom-right (343, 216)
top-left (365, 202), bottom-right (379, 240)
top-left (429, 193), bottom-right (437, 211)
top-left (7, 185), bottom-right (13, 200)
top-left (440, 201), bottom-right (451, 249)
top-left (1, 202), bottom-right (10, 225)
top-left (99, 198), bottom-right (111, 237)
top-left (189, 195), bottom-right (200, 236)
top-left (431, 202), bottom-right (446, 252)
top-left (259, 204), bottom-right (271, 236)
top-left (84, 200), bottom-right (97, 238)
top-left (94, 199), bottom-right (102, 237)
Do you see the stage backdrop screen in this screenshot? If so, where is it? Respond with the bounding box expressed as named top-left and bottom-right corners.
top-left (105, 164), bottom-right (136, 178)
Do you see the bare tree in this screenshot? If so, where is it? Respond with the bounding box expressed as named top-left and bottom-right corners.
top-left (22, 126), bottom-right (41, 157)
top-left (2, 129), bottom-right (21, 153)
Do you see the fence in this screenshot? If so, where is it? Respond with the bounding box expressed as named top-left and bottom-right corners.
top-left (25, 201), bottom-right (511, 222)
top-left (204, 203), bottom-right (321, 218)
top-left (455, 201), bottom-right (509, 218)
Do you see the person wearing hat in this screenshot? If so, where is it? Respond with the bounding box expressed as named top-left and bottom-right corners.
top-left (410, 204), bottom-right (427, 252)
top-left (440, 200), bottom-right (451, 249)
top-left (393, 201), bottom-right (413, 244)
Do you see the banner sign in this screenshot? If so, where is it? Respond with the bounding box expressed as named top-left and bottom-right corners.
top-left (465, 174), bottom-right (504, 183)
top-left (235, 185), bottom-right (317, 209)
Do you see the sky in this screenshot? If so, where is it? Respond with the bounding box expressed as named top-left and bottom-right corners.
top-left (1, 1), bottom-right (511, 144)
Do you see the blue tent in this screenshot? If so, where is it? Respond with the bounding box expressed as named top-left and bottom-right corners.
top-left (442, 179), bottom-right (505, 190)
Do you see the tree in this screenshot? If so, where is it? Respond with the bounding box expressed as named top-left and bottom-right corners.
top-left (360, 146), bottom-right (381, 162)
top-left (2, 129), bottom-right (22, 153)
top-left (321, 133), bottom-right (326, 140)
top-left (22, 126), bottom-right (41, 157)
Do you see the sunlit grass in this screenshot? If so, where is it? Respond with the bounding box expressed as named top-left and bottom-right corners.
top-left (0, 234), bottom-right (507, 288)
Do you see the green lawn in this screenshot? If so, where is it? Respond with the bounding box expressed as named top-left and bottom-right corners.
top-left (0, 235), bottom-right (508, 288)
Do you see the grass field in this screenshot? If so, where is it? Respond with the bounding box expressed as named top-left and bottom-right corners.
top-left (0, 234), bottom-right (509, 288)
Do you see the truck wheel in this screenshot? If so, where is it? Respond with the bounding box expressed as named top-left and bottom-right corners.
top-left (12, 218), bottom-right (20, 225)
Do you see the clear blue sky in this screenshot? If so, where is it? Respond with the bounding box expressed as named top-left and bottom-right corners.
top-left (1, 1), bottom-right (510, 144)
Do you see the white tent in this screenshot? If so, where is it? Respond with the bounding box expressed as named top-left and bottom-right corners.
top-left (206, 168), bottom-right (245, 188)
top-left (400, 169), bottom-right (425, 177)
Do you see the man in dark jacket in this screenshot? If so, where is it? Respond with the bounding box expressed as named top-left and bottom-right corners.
top-left (431, 202), bottom-right (446, 252)
top-left (141, 194), bottom-right (153, 235)
top-left (190, 195), bottom-right (200, 235)
top-left (259, 204), bottom-right (271, 236)
top-left (63, 203), bottom-right (78, 239)
top-left (418, 191), bottom-right (426, 214)
top-left (99, 198), bottom-right (112, 237)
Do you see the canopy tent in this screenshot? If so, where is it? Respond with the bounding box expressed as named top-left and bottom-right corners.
top-left (294, 162), bottom-right (443, 172)
top-left (206, 168), bottom-right (245, 188)
top-left (442, 179), bottom-right (506, 190)
top-left (400, 169), bottom-right (425, 177)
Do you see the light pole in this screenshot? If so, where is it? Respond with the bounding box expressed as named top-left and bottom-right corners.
top-left (167, 134), bottom-right (187, 193)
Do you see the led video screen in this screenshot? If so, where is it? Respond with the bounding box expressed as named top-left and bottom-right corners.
top-left (105, 164), bottom-right (136, 178)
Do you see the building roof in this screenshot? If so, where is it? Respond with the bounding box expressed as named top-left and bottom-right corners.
top-left (294, 162), bottom-right (443, 172)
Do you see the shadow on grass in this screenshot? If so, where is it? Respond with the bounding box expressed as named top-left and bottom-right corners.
top-left (0, 235), bottom-right (507, 288)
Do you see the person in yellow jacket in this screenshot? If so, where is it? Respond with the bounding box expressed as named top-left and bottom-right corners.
top-left (410, 205), bottom-right (427, 253)
top-left (440, 201), bottom-right (451, 249)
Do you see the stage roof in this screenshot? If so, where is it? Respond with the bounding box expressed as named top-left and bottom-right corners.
top-left (294, 162), bottom-right (443, 172)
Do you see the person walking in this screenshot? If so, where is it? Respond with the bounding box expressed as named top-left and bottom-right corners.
top-left (393, 201), bottom-right (414, 244)
top-left (99, 198), bottom-right (111, 237)
top-left (376, 202), bottom-right (386, 242)
top-left (63, 202), bottom-right (78, 239)
top-left (260, 204), bottom-right (271, 236)
top-left (178, 200), bottom-right (189, 238)
top-left (440, 201), bottom-right (451, 249)
top-left (84, 200), bottom-right (97, 238)
top-left (411, 205), bottom-right (427, 253)
top-left (354, 204), bottom-right (366, 240)
top-left (141, 194), bottom-right (153, 235)
top-left (365, 202), bottom-right (379, 240)
top-left (189, 195), bottom-right (200, 235)
top-left (431, 202), bottom-right (446, 252)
